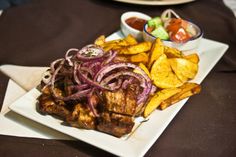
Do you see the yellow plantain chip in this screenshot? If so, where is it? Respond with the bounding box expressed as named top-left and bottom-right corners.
top-left (124, 34), bottom-right (138, 45)
top-left (151, 54), bottom-right (183, 88)
top-left (130, 52), bottom-right (149, 64)
top-left (138, 63), bottom-right (151, 78)
top-left (144, 88), bottom-right (181, 117)
top-left (119, 42), bottom-right (152, 55)
top-left (160, 83), bottom-right (201, 110)
top-left (94, 35), bottom-right (106, 46)
top-left (183, 53), bottom-right (200, 64)
top-left (148, 38), bottom-right (164, 69)
top-left (169, 58), bottom-right (198, 83)
top-left (164, 46), bottom-right (183, 58)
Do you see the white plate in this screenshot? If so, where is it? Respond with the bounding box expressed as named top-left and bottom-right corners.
top-left (9, 31), bottom-right (228, 157)
top-left (113, 0), bottom-right (195, 6)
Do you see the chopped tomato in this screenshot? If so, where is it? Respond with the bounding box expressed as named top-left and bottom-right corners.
top-left (166, 18), bottom-right (191, 43)
top-left (147, 26), bottom-right (155, 33)
top-left (166, 18), bottom-right (182, 32)
top-left (170, 27), bottom-right (191, 43)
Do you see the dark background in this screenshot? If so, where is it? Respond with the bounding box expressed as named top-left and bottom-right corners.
top-left (0, 0), bottom-right (236, 156)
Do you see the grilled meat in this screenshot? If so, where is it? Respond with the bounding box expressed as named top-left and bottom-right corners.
top-left (97, 112), bottom-right (134, 137)
top-left (38, 83), bottom-right (142, 137)
top-left (103, 83), bottom-right (142, 116)
top-left (38, 94), bottom-right (70, 119)
top-left (66, 104), bottom-right (96, 129)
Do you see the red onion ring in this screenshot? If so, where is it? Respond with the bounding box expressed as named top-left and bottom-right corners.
top-left (77, 66), bottom-right (112, 90)
top-left (102, 50), bottom-right (117, 65)
top-left (50, 59), bottom-right (65, 99)
top-left (73, 62), bottom-right (81, 85)
top-left (65, 48), bottom-right (78, 66)
top-left (62, 89), bottom-right (91, 101)
top-left (87, 89), bottom-right (99, 117)
top-left (76, 44), bottom-right (106, 61)
top-left (100, 71), bottom-right (145, 87)
top-left (50, 58), bottom-right (64, 73)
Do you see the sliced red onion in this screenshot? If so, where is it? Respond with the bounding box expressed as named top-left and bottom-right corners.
top-left (65, 48), bottom-right (78, 66)
top-left (47, 44), bottom-right (154, 115)
top-left (80, 67), bottom-right (95, 78)
top-left (76, 44), bottom-right (106, 61)
top-left (150, 85), bottom-right (157, 95)
top-left (63, 89), bottom-right (92, 101)
top-left (90, 62), bottom-right (102, 74)
top-left (102, 50), bottom-right (117, 65)
top-left (68, 84), bottom-right (89, 91)
top-left (122, 77), bottom-right (134, 89)
top-left (95, 63), bottom-right (151, 84)
top-left (51, 59), bottom-right (65, 99)
top-left (100, 71), bottom-right (145, 87)
top-left (107, 78), bottom-right (122, 90)
top-left (73, 62), bottom-right (81, 85)
top-left (77, 67), bottom-right (112, 90)
top-left (50, 58), bottom-right (64, 73)
top-left (87, 89), bottom-right (99, 117)
top-left (137, 81), bottom-right (152, 105)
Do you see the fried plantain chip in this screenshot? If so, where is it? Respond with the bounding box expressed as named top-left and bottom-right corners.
top-left (164, 46), bottom-right (183, 58)
top-left (124, 34), bottom-right (138, 45)
top-left (99, 35), bottom-right (138, 52)
top-left (130, 52), bottom-right (149, 64)
top-left (148, 38), bottom-right (164, 69)
top-left (94, 35), bottom-right (106, 46)
top-left (160, 82), bottom-right (201, 110)
top-left (144, 88), bottom-right (181, 117)
top-left (118, 42), bottom-right (152, 55)
top-left (169, 58), bottom-right (198, 83)
top-left (183, 53), bottom-right (200, 64)
top-left (138, 63), bottom-right (151, 78)
top-left (151, 54), bottom-right (183, 88)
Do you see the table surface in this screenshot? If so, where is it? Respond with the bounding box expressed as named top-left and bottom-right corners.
top-left (0, 0), bottom-right (236, 157)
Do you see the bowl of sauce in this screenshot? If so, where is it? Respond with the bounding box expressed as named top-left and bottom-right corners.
top-left (121, 11), bottom-right (151, 41)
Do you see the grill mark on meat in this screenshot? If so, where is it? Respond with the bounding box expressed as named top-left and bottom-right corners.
top-left (66, 104), bottom-right (96, 129)
top-left (37, 94), bottom-right (70, 119)
top-left (103, 83), bottom-right (141, 116)
top-left (97, 112), bottom-right (134, 137)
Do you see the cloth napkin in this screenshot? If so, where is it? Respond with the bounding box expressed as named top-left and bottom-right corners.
top-left (0, 64), bottom-right (73, 140)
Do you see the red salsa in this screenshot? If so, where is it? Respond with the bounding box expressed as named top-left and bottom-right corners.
top-left (125, 17), bottom-right (147, 31)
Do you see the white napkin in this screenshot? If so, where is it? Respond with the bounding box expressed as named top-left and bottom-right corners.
top-left (0, 64), bottom-right (49, 91)
top-left (0, 64), bottom-right (73, 140)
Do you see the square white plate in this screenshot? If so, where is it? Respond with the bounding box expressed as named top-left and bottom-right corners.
top-left (9, 31), bottom-right (229, 157)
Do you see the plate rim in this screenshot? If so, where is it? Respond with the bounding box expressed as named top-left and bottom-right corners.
top-left (113, 0), bottom-right (195, 6)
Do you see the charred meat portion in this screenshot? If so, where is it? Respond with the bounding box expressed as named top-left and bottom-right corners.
top-left (66, 104), bottom-right (96, 129)
top-left (37, 82), bottom-right (144, 137)
top-left (103, 83), bottom-right (142, 116)
top-left (97, 112), bottom-right (134, 137)
top-left (38, 94), bottom-right (70, 119)
top-left (37, 84), bottom-right (140, 137)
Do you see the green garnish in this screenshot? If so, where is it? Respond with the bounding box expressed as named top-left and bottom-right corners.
top-left (148, 17), bottom-right (162, 28)
top-left (151, 25), bottom-right (169, 40)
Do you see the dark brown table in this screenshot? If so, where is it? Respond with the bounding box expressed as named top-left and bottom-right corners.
top-left (0, 0), bottom-right (236, 156)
